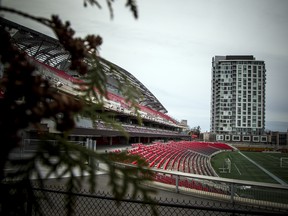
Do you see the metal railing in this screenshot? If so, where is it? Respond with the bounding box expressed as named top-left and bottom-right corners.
top-left (140, 165), bottom-right (288, 211)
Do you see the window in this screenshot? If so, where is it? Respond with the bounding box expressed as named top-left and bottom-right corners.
top-left (248, 108), bottom-right (251, 114)
top-left (243, 136), bottom-right (250, 141)
top-left (237, 120), bottom-right (241, 126)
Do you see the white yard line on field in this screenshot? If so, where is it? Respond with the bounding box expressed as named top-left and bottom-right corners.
top-left (239, 152), bottom-right (287, 186)
top-left (234, 164), bottom-right (242, 175)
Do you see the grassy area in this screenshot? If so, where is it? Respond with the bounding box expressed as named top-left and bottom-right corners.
top-left (242, 152), bottom-right (288, 184)
top-left (211, 151), bottom-right (283, 184)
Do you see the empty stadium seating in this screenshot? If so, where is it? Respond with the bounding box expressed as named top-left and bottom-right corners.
top-left (128, 141), bottom-right (232, 175)
top-left (126, 141), bottom-right (233, 193)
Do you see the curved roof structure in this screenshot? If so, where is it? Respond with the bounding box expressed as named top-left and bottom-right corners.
top-left (0, 17), bottom-right (168, 114)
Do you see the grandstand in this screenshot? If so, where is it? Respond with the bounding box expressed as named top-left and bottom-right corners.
top-left (128, 141), bottom-right (233, 175)
top-left (0, 17), bottom-right (190, 146)
top-left (122, 141), bottom-right (234, 190)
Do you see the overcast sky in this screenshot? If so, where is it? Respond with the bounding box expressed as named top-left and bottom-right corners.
top-left (2, 0), bottom-right (288, 131)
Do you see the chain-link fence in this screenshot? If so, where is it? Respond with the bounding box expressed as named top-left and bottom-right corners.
top-left (29, 185), bottom-right (287, 216)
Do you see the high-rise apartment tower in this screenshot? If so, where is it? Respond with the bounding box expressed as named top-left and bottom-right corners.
top-left (210, 55), bottom-right (266, 135)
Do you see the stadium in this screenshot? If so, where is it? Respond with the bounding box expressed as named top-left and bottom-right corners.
top-left (0, 17), bottom-right (190, 146)
top-left (1, 17), bottom-right (288, 215)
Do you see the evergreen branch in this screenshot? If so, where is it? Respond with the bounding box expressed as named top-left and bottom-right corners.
top-left (100, 152), bottom-right (156, 198)
top-left (3, 135), bottom-right (157, 215)
top-left (78, 54), bottom-right (108, 102)
top-left (109, 65), bottom-right (143, 124)
top-left (0, 1), bottom-right (159, 215)
top-left (126, 0), bottom-right (138, 19)
top-left (106, 0), bottom-right (115, 19)
top-left (83, 0), bottom-right (102, 8)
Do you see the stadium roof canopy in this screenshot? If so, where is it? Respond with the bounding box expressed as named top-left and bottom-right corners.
top-left (0, 17), bottom-right (168, 113)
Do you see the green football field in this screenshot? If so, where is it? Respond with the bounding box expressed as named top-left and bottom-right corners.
top-left (211, 151), bottom-right (288, 184)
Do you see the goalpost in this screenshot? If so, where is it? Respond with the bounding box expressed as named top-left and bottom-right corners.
top-left (219, 158), bottom-right (231, 173)
top-left (280, 157), bottom-right (288, 168)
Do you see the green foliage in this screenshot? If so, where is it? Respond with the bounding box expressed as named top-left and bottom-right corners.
top-left (83, 0), bottom-right (138, 19)
top-left (80, 56), bottom-right (108, 102)
top-left (77, 55), bottom-right (143, 134)
top-left (4, 134), bottom-right (156, 215)
top-left (0, 1), bottom-right (158, 215)
top-left (105, 152), bottom-right (156, 198)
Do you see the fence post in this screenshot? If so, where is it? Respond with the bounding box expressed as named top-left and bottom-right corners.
top-left (230, 183), bottom-right (235, 204)
top-left (26, 191), bottom-right (33, 216)
top-left (175, 175), bottom-right (179, 193)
